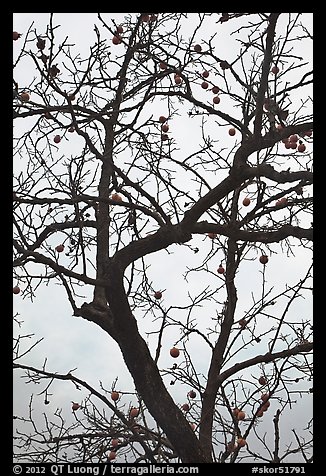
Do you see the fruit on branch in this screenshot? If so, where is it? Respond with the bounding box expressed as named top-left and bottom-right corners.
top-left (161, 124), bottom-right (169, 133)
top-left (170, 347), bottom-right (180, 358)
top-left (72, 402), bottom-right (80, 411)
top-left (154, 291), bottom-right (162, 299)
top-left (304, 130), bottom-right (312, 137)
top-left (207, 232), bottom-right (217, 239)
top-left (13, 286), bottom-right (21, 295)
top-left (20, 92), bottom-right (30, 102)
top-left (201, 81), bottom-right (209, 89)
top-left (188, 390), bottom-right (196, 399)
top-left (68, 126), bottom-right (75, 133)
top-left (228, 127), bottom-right (236, 136)
top-left (242, 197), bottom-right (251, 206)
top-left (261, 393), bottom-right (270, 403)
top-left (290, 142), bottom-right (297, 150)
top-left (212, 86), bottom-right (220, 94)
top-left (161, 133), bottom-right (169, 141)
top-left (181, 403), bottom-right (190, 412)
top-left (13, 31), bottom-right (22, 40)
top-left (237, 410), bottom-right (246, 420)
top-left (116, 25), bottom-right (124, 34)
top-left (49, 65), bottom-right (60, 77)
top-left (174, 75), bottom-right (182, 85)
top-left (111, 438), bottom-right (119, 448)
top-left (237, 438), bottom-right (247, 448)
top-left (159, 115), bottom-right (167, 123)
top-left (232, 408), bottom-right (240, 418)
top-left (68, 94), bottom-right (76, 101)
top-left (213, 96), bottom-right (220, 104)
top-left (220, 60), bottom-right (230, 70)
top-left (111, 193), bottom-right (123, 202)
top-left (112, 35), bottom-right (122, 45)
top-left (261, 401), bottom-right (270, 412)
top-left (298, 143), bottom-right (306, 152)
top-left (256, 409), bottom-right (264, 417)
top-left (271, 65), bottom-right (279, 75)
top-left (111, 391), bottom-right (120, 402)
top-left (129, 407), bottom-right (139, 418)
top-left (55, 244), bottom-right (64, 253)
top-left (259, 255), bottom-right (269, 265)
top-left (202, 70), bottom-right (209, 78)
top-left (258, 376), bottom-right (267, 386)
top-left (217, 264), bottom-right (225, 274)
top-left (53, 135), bottom-right (61, 144)
top-left (194, 44), bottom-right (202, 53)
top-left (108, 451), bottom-right (116, 461)
top-left (289, 134), bottom-right (298, 143)
top-left (36, 37), bottom-right (46, 50)
top-left (159, 62), bottom-right (167, 69)
top-left (140, 14), bottom-right (150, 22)
top-left (239, 318), bottom-right (247, 328)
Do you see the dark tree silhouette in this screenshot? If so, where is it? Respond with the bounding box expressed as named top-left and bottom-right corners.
top-left (13, 13), bottom-right (313, 464)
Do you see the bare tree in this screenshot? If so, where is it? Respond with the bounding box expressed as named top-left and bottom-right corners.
top-left (13, 12), bottom-right (313, 464)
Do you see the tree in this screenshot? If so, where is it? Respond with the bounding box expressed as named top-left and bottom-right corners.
top-left (13, 12), bottom-right (313, 464)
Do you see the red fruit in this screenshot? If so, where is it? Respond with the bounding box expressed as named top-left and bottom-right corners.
top-left (256, 409), bottom-right (264, 417)
top-left (202, 70), bottom-right (209, 78)
top-left (161, 133), bottom-right (169, 141)
top-left (217, 265), bottom-right (225, 274)
top-left (130, 407), bottom-right (139, 418)
top-left (55, 244), bottom-right (64, 253)
top-left (116, 25), bottom-right (124, 34)
top-left (53, 135), bottom-right (61, 144)
top-left (290, 142), bottom-right (297, 149)
top-left (111, 438), bottom-right (119, 448)
top-left (239, 318), bottom-right (247, 328)
top-left (112, 35), bottom-right (122, 45)
top-left (194, 44), bottom-right (202, 53)
top-left (259, 255), bottom-right (268, 265)
top-left (141, 14), bottom-right (150, 22)
top-left (20, 92), bottom-right (30, 102)
top-left (237, 438), bottom-right (247, 448)
top-left (212, 86), bottom-right (220, 95)
top-left (258, 376), bottom-right (267, 386)
top-left (188, 390), bottom-right (196, 399)
top-left (111, 193), bottom-right (122, 202)
top-left (68, 94), bottom-right (76, 101)
top-left (68, 126), bottom-right (75, 133)
top-left (154, 291), bottom-right (162, 299)
top-left (261, 393), bottom-right (270, 403)
top-left (237, 410), bottom-right (246, 420)
top-left (220, 60), bottom-right (230, 70)
top-left (242, 197), bottom-right (250, 206)
top-left (181, 403), bottom-right (190, 412)
top-left (174, 75), bottom-right (182, 85)
top-left (284, 142), bottom-right (292, 149)
top-left (201, 81), bottom-right (209, 89)
top-left (271, 65), bottom-right (279, 75)
top-left (207, 232), bottom-right (217, 239)
top-left (108, 451), bottom-right (116, 461)
top-left (261, 401), bottom-right (271, 412)
top-left (159, 62), bottom-right (167, 70)
top-left (111, 391), bottom-right (120, 402)
top-left (72, 402), bottom-right (80, 411)
top-left (304, 130), bottom-right (312, 137)
top-left (161, 124), bottom-right (169, 133)
top-left (280, 197), bottom-right (288, 205)
top-left (298, 143), bottom-right (306, 152)
top-left (13, 286), bottom-right (20, 295)
top-left (159, 115), bottom-right (167, 123)
top-left (170, 347), bottom-right (180, 358)
top-left (13, 31), bottom-right (21, 41)
top-left (289, 134), bottom-right (298, 143)
top-left (228, 127), bottom-right (236, 136)
top-left (213, 96), bottom-right (220, 105)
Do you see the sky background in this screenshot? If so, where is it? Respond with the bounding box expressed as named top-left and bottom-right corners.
top-left (13, 12), bottom-right (313, 463)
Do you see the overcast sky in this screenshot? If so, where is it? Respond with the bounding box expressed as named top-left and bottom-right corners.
top-left (13, 12), bottom-right (313, 463)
